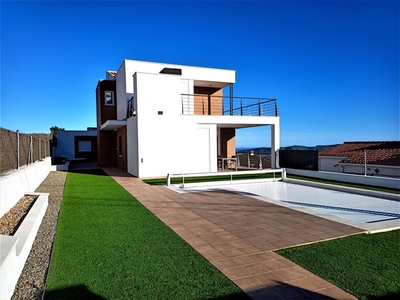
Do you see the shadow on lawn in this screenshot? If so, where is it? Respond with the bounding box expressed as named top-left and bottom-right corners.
top-left (369, 291), bottom-right (400, 300)
top-left (44, 284), bottom-right (106, 300)
top-left (68, 168), bottom-right (108, 176)
top-left (69, 167), bottom-right (137, 178)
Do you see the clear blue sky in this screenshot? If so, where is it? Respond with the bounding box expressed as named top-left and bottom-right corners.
top-left (1, 0), bottom-right (398, 147)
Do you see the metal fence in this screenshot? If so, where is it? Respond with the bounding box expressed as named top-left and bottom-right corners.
top-left (0, 128), bottom-right (51, 175)
top-left (181, 94), bottom-right (278, 117)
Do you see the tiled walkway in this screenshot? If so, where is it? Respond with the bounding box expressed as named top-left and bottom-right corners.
top-left (104, 168), bottom-right (364, 299)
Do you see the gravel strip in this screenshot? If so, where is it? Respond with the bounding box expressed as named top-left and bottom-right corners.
top-left (0, 195), bottom-right (38, 236)
top-left (11, 171), bottom-right (67, 300)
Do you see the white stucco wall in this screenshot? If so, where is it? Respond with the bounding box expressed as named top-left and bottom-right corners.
top-left (53, 130), bottom-right (97, 160)
top-left (287, 168), bottom-right (400, 190)
top-left (319, 156), bottom-right (344, 172)
top-left (0, 158), bottom-right (55, 218)
top-left (116, 59), bottom-right (235, 121)
top-left (126, 72), bottom-right (220, 178)
top-left (320, 156), bottom-right (400, 178)
top-left (116, 62), bottom-right (128, 120)
top-left (341, 164), bottom-right (400, 177)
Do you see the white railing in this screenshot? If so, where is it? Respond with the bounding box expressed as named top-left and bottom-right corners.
top-left (167, 168), bottom-right (286, 186)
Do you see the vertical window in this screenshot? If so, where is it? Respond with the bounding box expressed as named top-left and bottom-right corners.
top-left (118, 135), bottom-right (122, 156)
top-left (105, 91), bottom-right (114, 106)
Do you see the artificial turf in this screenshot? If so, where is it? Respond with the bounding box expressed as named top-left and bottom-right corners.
top-left (276, 230), bottom-right (400, 300)
top-left (45, 169), bottom-right (249, 300)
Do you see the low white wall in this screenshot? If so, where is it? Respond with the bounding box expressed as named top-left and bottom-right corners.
top-left (287, 168), bottom-right (400, 190)
top-left (0, 192), bottom-right (48, 300)
top-left (0, 157), bottom-right (55, 218)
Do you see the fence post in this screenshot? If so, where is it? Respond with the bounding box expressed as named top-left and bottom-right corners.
top-left (29, 135), bottom-right (33, 164)
top-left (230, 83), bottom-right (233, 115)
top-left (39, 138), bottom-right (41, 160)
top-left (16, 130), bottom-right (20, 170)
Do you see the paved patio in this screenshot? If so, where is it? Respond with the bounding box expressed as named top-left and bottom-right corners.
top-left (104, 168), bottom-right (364, 299)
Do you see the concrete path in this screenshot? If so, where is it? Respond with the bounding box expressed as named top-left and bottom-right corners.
top-left (104, 168), bottom-right (364, 300)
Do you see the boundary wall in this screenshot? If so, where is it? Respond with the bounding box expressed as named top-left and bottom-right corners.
top-left (0, 157), bottom-right (56, 300)
top-left (286, 168), bottom-right (400, 190)
top-left (0, 157), bottom-right (55, 218)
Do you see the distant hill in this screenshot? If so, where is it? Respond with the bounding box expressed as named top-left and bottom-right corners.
top-left (236, 144), bottom-right (338, 154)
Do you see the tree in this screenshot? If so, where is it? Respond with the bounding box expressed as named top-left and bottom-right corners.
top-left (50, 126), bottom-right (64, 137)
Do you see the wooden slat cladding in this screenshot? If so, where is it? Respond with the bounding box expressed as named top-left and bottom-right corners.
top-left (193, 87), bottom-right (223, 115)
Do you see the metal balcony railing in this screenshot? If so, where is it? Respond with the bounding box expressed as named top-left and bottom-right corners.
top-left (181, 94), bottom-right (278, 117)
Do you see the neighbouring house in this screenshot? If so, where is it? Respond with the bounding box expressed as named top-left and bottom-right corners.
top-left (52, 128), bottom-right (97, 162)
top-left (96, 59), bottom-right (280, 178)
top-left (319, 141), bottom-right (400, 178)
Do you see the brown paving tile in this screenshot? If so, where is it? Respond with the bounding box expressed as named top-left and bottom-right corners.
top-left (212, 258), bottom-right (238, 269)
top-left (220, 234), bottom-right (241, 242)
top-left (248, 252), bottom-right (276, 263)
top-left (220, 248), bottom-right (247, 258)
top-left (183, 236), bottom-right (208, 247)
top-left (231, 255), bottom-right (257, 266)
top-left (263, 259), bottom-right (291, 271)
top-left (273, 267), bottom-right (305, 282)
top-left (201, 251), bottom-right (227, 262)
top-left (287, 276), bottom-right (327, 291)
top-left (253, 242), bottom-right (276, 252)
top-left (274, 257), bottom-right (298, 268)
top-left (228, 239), bottom-right (252, 249)
top-left (221, 266), bottom-right (251, 280)
top-left (240, 246), bottom-right (262, 255)
top-left (253, 272), bottom-right (281, 286)
top-left (271, 239), bottom-right (294, 249)
top-left (232, 276), bottom-right (265, 292)
top-left (285, 236), bottom-right (309, 246)
top-left (194, 244), bottom-right (216, 255)
top-left (290, 266), bottom-right (317, 278)
top-left (235, 231), bottom-right (257, 239)
top-left (241, 262), bottom-right (272, 276)
top-left (242, 236), bottom-right (266, 245)
top-left (259, 233), bottom-right (285, 243)
top-left (213, 242), bottom-right (235, 251)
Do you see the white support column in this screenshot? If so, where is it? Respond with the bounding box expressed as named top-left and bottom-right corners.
top-left (271, 121), bottom-right (280, 169)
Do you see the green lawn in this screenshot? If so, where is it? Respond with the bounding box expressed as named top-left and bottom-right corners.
top-left (45, 169), bottom-right (249, 300)
top-left (276, 230), bottom-right (400, 300)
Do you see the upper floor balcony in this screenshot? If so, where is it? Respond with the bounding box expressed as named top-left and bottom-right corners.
top-left (181, 94), bottom-right (278, 117)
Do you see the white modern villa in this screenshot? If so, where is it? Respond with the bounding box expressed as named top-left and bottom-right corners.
top-left (96, 59), bottom-right (280, 178)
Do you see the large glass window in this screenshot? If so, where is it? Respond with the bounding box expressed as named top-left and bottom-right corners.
top-left (78, 140), bottom-right (91, 152)
top-left (105, 91), bottom-right (114, 106)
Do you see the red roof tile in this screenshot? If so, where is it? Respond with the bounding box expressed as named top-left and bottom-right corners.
top-left (319, 142), bottom-right (400, 166)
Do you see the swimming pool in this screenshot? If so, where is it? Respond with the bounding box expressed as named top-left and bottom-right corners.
top-left (168, 180), bottom-right (400, 232)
